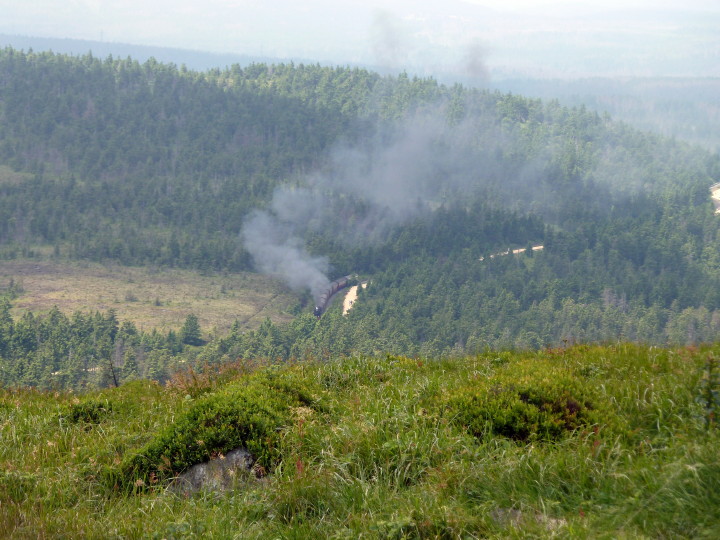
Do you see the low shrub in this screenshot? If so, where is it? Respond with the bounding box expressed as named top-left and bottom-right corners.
top-left (698, 354), bottom-right (720, 429)
top-left (59, 398), bottom-right (113, 425)
top-left (445, 360), bottom-right (611, 442)
top-left (113, 371), bottom-right (322, 490)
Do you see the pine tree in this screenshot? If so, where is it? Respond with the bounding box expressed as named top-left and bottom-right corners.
top-left (0, 299), bottom-right (13, 358)
top-left (180, 314), bottom-right (203, 346)
top-left (122, 348), bottom-right (139, 383)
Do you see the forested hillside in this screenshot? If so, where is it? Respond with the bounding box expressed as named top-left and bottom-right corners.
top-left (0, 50), bottom-right (376, 269)
top-left (1, 47), bottom-right (720, 388)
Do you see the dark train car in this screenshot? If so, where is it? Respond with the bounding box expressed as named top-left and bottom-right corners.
top-left (314, 275), bottom-right (352, 317)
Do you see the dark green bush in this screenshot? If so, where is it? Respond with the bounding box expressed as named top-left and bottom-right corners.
top-left (60, 399), bottom-right (113, 424)
top-left (445, 360), bottom-right (609, 442)
top-left (114, 371), bottom-right (321, 490)
top-left (698, 354), bottom-right (720, 429)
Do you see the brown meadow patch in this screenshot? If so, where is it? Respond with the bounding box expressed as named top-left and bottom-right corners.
top-left (0, 260), bottom-right (297, 333)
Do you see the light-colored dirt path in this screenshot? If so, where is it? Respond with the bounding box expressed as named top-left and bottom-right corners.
top-left (711, 183), bottom-right (720, 214)
top-left (479, 245), bottom-right (544, 261)
top-left (343, 282), bottom-right (367, 315)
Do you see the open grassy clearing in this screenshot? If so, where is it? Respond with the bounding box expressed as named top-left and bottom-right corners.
top-left (0, 260), bottom-right (297, 334)
top-left (1, 344), bottom-right (718, 537)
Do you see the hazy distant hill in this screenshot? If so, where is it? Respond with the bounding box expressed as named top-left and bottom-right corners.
top-left (0, 33), bottom-right (289, 71)
top-left (4, 33), bottom-right (719, 152)
top-left (492, 77), bottom-right (720, 152)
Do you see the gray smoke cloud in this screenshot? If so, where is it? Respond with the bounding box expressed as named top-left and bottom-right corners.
top-left (240, 100), bottom-right (504, 299)
top-left (241, 209), bottom-right (330, 301)
top-left (460, 41), bottom-right (489, 84)
top-left (370, 10), bottom-right (409, 71)
top-left (241, 93), bottom-right (655, 300)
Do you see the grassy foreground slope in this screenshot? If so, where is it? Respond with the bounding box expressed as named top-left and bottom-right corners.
top-left (1, 344), bottom-right (719, 538)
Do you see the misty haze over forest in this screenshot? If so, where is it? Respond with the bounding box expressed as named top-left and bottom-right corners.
top-left (2, 1), bottom-right (719, 151)
top-left (2, 1), bottom-right (719, 79)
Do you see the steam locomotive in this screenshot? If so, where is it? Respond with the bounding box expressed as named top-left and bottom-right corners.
top-left (314, 275), bottom-right (353, 317)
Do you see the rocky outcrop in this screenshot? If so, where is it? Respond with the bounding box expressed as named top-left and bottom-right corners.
top-left (170, 448), bottom-right (254, 494)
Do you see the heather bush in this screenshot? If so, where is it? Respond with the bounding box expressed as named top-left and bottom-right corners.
top-left (114, 371), bottom-right (322, 489)
top-left (59, 398), bottom-right (114, 425)
top-left (445, 359), bottom-right (613, 441)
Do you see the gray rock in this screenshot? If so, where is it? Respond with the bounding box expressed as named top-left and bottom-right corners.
top-left (490, 508), bottom-right (567, 532)
top-left (170, 448), bottom-right (255, 494)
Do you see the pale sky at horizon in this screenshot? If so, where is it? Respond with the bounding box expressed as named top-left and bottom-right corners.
top-left (1, 0), bottom-right (718, 78)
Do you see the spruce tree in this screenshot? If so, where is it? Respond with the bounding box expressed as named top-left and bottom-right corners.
top-left (122, 348), bottom-right (139, 383)
top-left (180, 314), bottom-right (203, 346)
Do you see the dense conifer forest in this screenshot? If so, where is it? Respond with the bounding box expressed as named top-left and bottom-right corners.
top-left (1, 47), bottom-right (720, 388)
